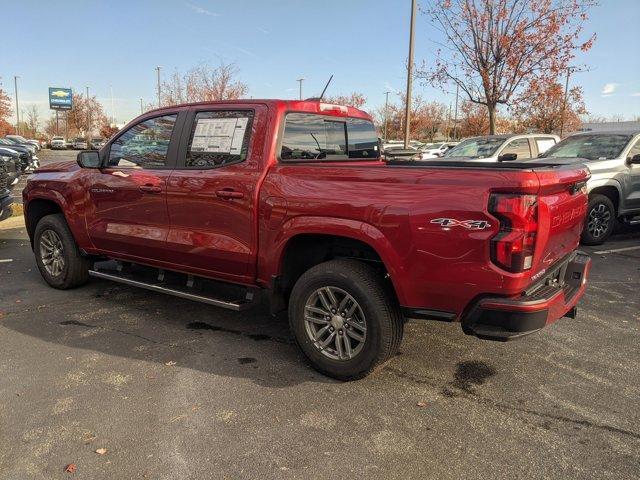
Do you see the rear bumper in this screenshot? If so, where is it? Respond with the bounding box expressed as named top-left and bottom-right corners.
top-left (461, 251), bottom-right (591, 341)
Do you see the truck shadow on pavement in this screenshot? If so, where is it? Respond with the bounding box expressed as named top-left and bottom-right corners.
top-left (0, 237), bottom-right (335, 388)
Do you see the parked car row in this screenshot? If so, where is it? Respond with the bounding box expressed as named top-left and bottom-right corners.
top-left (433, 131), bottom-right (639, 245)
top-left (49, 136), bottom-right (105, 150)
top-left (0, 137), bottom-right (40, 175)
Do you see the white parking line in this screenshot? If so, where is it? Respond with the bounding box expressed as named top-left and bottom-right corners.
top-left (0, 259), bottom-right (13, 263)
top-left (592, 245), bottom-right (640, 255)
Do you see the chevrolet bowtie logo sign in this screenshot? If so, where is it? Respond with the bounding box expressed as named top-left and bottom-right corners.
top-left (49, 87), bottom-right (73, 110)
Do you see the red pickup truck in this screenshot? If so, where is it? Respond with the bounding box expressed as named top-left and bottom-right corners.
top-left (23, 100), bottom-right (591, 380)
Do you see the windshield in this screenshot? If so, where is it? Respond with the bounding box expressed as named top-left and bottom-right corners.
top-left (52, 137), bottom-right (64, 141)
top-left (444, 137), bottom-right (505, 158)
top-left (540, 134), bottom-right (632, 160)
top-left (9, 135), bottom-right (28, 142)
top-left (428, 143), bottom-right (444, 149)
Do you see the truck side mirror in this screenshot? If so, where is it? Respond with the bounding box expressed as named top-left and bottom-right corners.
top-left (628, 154), bottom-right (640, 165)
top-left (498, 153), bottom-right (518, 162)
top-left (77, 150), bottom-right (101, 168)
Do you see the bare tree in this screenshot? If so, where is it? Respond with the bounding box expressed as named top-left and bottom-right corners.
top-left (26, 104), bottom-right (40, 136)
top-left (420, 0), bottom-right (596, 134)
top-left (161, 62), bottom-right (249, 106)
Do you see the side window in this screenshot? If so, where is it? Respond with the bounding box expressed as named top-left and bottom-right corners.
top-left (186, 110), bottom-right (254, 168)
top-left (502, 138), bottom-right (532, 159)
top-left (628, 138), bottom-right (640, 159)
top-left (108, 114), bottom-right (176, 168)
top-left (535, 137), bottom-right (556, 155)
top-left (280, 113), bottom-right (379, 161)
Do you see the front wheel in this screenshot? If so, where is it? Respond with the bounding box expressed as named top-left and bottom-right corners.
top-left (581, 194), bottom-right (616, 245)
top-left (34, 213), bottom-right (90, 289)
top-left (288, 259), bottom-right (403, 381)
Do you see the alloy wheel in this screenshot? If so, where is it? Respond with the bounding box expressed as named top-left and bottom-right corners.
top-left (39, 229), bottom-right (65, 277)
top-left (303, 286), bottom-right (367, 361)
top-left (587, 203), bottom-right (611, 239)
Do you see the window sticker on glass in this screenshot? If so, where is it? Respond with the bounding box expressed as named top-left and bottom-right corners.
top-left (191, 117), bottom-right (249, 154)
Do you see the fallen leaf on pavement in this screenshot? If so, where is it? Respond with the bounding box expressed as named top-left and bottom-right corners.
top-left (416, 402), bottom-right (428, 408)
top-left (64, 463), bottom-right (77, 473)
top-left (95, 448), bottom-right (107, 455)
top-left (164, 361), bottom-right (177, 366)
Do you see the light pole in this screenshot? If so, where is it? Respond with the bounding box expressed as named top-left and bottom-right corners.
top-left (453, 83), bottom-right (459, 140)
top-left (110, 84), bottom-right (115, 124)
top-left (559, 66), bottom-right (589, 137)
top-left (403, 0), bottom-right (417, 149)
top-left (13, 76), bottom-right (20, 135)
top-left (296, 78), bottom-right (304, 100)
top-left (85, 85), bottom-right (91, 136)
top-left (155, 66), bottom-right (162, 107)
top-left (384, 91), bottom-right (391, 142)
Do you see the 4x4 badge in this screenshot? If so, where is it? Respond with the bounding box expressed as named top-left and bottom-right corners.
top-left (431, 218), bottom-right (491, 230)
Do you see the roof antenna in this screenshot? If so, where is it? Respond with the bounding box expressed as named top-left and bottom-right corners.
top-left (306, 75), bottom-right (334, 101)
top-left (318, 74), bottom-right (333, 101)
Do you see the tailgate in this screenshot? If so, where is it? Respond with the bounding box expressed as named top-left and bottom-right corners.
top-left (532, 164), bottom-right (589, 274)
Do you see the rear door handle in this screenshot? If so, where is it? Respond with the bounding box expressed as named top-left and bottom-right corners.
top-left (139, 185), bottom-right (162, 193)
top-left (216, 189), bottom-right (244, 199)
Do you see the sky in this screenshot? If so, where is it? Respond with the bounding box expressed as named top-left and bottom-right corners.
top-left (1, 0), bottom-right (639, 127)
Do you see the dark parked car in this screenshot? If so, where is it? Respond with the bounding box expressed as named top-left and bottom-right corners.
top-left (0, 138), bottom-right (35, 172)
top-left (0, 151), bottom-right (22, 188)
top-left (0, 161), bottom-right (13, 221)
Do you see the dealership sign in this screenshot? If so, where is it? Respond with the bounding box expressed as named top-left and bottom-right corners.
top-left (49, 87), bottom-right (73, 110)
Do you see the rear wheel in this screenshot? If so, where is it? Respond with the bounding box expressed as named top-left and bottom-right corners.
top-left (34, 214), bottom-right (90, 289)
top-left (288, 259), bottom-right (403, 381)
top-left (581, 194), bottom-right (616, 245)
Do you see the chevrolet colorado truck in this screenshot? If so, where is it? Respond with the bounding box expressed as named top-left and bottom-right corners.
top-left (23, 100), bottom-right (591, 380)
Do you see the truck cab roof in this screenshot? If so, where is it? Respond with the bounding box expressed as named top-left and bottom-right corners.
top-left (143, 99), bottom-right (373, 121)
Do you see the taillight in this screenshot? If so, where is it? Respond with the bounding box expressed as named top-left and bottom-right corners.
top-left (489, 193), bottom-right (538, 272)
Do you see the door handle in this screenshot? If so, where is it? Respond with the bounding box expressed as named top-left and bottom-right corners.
top-left (139, 185), bottom-right (162, 193)
top-left (216, 189), bottom-right (244, 199)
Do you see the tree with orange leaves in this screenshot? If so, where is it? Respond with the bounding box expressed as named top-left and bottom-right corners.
top-left (420, 0), bottom-right (596, 134)
top-left (324, 93), bottom-right (367, 109)
top-left (512, 77), bottom-right (587, 134)
top-left (0, 86), bottom-right (15, 136)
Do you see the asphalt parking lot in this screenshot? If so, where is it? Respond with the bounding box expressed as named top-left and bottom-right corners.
top-left (1, 150), bottom-right (639, 479)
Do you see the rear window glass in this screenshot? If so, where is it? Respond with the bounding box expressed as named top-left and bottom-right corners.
top-left (280, 113), bottom-right (379, 161)
top-left (186, 110), bottom-right (254, 168)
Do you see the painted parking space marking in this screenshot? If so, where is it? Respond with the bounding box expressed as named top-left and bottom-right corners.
top-left (593, 245), bottom-right (640, 255)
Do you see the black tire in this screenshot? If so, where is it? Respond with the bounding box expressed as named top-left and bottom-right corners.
top-left (581, 194), bottom-right (616, 246)
top-left (34, 213), bottom-right (90, 289)
top-left (288, 259), bottom-right (403, 381)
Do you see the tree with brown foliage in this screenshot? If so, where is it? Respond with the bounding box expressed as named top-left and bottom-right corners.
top-left (512, 77), bottom-right (586, 134)
top-left (65, 93), bottom-right (107, 137)
top-left (99, 124), bottom-right (119, 140)
top-left (374, 94), bottom-right (448, 142)
top-left (324, 93), bottom-right (367, 109)
top-left (0, 87), bottom-right (15, 136)
top-left (420, 0), bottom-right (596, 134)
top-left (161, 62), bottom-right (248, 106)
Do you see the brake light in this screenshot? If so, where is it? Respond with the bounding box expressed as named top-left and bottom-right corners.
top-left (489, 193), bottom-right (538, 272)
top-left (319, 103), bottom-right (348, 115)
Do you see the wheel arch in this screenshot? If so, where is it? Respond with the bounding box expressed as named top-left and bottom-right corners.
top-left (589, 182), bottom-right (622, 215)
top-left (266, 217), bottom-right (407, 311)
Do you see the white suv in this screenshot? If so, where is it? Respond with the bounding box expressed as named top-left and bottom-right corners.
top-left (50, 137), bottom-right (66, 149)
top-left (443, 134), bottom-right (559, 162)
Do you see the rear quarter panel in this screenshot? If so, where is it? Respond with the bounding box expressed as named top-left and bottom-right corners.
top-left (259, 162), bottom-right (554, 315)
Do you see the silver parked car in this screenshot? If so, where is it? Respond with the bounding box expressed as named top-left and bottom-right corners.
top-left (536, 131), bottom-right (640, 244)
top-left (443, 133), bottom-right (560, 162)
